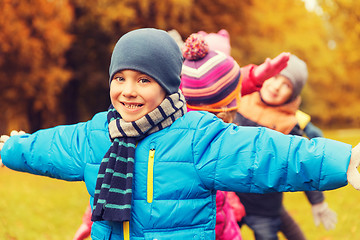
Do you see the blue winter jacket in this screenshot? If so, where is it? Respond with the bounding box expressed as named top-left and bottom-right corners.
top-left (2, 111), bottom-right (351, 240)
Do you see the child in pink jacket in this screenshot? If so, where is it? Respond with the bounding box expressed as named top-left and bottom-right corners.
top-left (181, 32), bottom-right (243, 240)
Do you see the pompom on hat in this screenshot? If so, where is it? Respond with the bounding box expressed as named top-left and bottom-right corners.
top-left (181, 33), bottom-right (242, 112)
top-left (182, 34), bottom-right (209, 60)
top-left (197, 29), bottom-right (231, 56)
top-left (109, 28), bottom-right (183, 94)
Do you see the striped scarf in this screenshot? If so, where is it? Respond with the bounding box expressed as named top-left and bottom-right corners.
top-left (92, 90), bottom-right (186, 222)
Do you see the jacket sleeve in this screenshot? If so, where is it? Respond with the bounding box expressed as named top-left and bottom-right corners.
top-left (304, 122), bottom-right (324, 139)
top-left (192, 113), bottom-right (352, 194)
top-left (1, 112), bottom-right (109, 181)
top-left (304, 191), bottom-right (325, 205)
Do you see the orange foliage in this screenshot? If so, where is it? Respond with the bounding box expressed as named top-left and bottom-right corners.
top-left (0, 0), bottom-right (73, 133)
top-left (1, 0), bottom-right (360, 132)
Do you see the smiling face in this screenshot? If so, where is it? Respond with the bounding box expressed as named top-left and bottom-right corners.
top-left (260, 75), bottom-right (294, 106)
top-left (110, 70), bottom-right (167, 122)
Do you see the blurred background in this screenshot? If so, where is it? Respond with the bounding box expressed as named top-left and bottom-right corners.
top-left (1, 0), bottom-right (360, 239)
top-left (1, 0), bottom-right (360, 134)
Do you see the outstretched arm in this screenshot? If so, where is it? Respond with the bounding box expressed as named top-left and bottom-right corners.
top-left (241, 52), bottom-right (290, 96)
top-left (0, 112), bottom-right (110, 181)
top-left (192, 114), bottom-right (354, 193)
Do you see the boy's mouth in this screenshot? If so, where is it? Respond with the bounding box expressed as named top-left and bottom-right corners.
top-left (122, 103), bottom-right (143, 109)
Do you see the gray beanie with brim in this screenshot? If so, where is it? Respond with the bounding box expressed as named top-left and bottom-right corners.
top-left (280, 54), bottom-right (308, 103)
top-left (109, 28), bottom-right (183, 94)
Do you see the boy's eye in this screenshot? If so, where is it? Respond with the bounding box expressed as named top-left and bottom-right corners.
top-left (113, 76), bottom-right (124, 82)
top-left (139, 78), bottom-right (151, 83)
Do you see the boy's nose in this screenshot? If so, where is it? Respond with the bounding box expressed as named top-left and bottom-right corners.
top-left (121, 81), bottom-right (137, 97)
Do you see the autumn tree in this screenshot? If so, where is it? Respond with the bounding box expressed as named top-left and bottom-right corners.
top-left (316, 0), bottom-right (360, 127)
top-left (63, 0), bottom-right (336, 126)
top-left (63, 0), bottom-right (194, 123)
top-left (0, 0), bottom-right (73, 133)
top-left (213, 0), bottom-right (347, 127)
top-left (2, 0), bottom-right (358, 132)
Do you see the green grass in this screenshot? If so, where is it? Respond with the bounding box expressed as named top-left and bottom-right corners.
top-left (0, 170), bottom-right (89, 240)
top-left (0, 129), bottom-right (359, 239)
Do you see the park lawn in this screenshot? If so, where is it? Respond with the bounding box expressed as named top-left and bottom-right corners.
top-left (0, 169), bottom-right (89, 240)
top-left (0, 128), bottom-right (359, 240)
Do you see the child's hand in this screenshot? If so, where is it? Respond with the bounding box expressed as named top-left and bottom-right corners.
top-left (347, 143), bottom-right (360, 190)
top-left (252, 52), bottom-right (291, 85)
top-left (73, 223), bottom-right (92, 240)
top-left (311, 201), bottom-right (337, 230)
top-left (0, 130), bottom-right (26, 167)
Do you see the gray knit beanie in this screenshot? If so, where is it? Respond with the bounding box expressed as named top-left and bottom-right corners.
top-left (279, 54), bottom-right (308, 102)
top-left (109, 28), bottom-right (183, 94)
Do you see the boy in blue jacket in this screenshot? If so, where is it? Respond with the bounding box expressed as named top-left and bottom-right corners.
top-left (1, 28), bottom-right (360, 240)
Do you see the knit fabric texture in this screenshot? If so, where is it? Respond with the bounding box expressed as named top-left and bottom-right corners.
top-left (182, 34), bottom-right (209, 60)
top-left (181, 34), bottom-right (241, 112)
top-left (109, 28), bottom-right (183, 94)
top-left (279, 54), bottom-right (308, 102)
top-left (92, 91), bottom-right (187, 222)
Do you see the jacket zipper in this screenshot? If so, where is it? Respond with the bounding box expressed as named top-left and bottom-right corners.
top-left (123, 221), bottom-right (130, 240)
top-left (147, 148), bottom-right (155, 203)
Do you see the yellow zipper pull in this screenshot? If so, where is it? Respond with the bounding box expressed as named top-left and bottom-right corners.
top-left (147, 149), bottom-right (155, 203)
top-left (123, 221), bottom-right (130, 240)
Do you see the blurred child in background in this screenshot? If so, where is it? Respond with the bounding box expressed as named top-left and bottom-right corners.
top-left (197, 29), bottom-right (312, 239)
top-left (181, 33), bottom-right (244, 240)
top-left (181, 31), bottom-right (297, 239)
top-left (235, 54), bottom-right (337, 240)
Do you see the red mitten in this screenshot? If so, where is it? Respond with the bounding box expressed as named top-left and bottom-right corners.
top-left (252, 52), bottom-right (291, 86)
top-left (73, 204), bottom-right (93, 240)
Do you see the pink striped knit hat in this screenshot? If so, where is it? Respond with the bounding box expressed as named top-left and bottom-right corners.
top-left (181, 33), bottom-right (241, 112)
